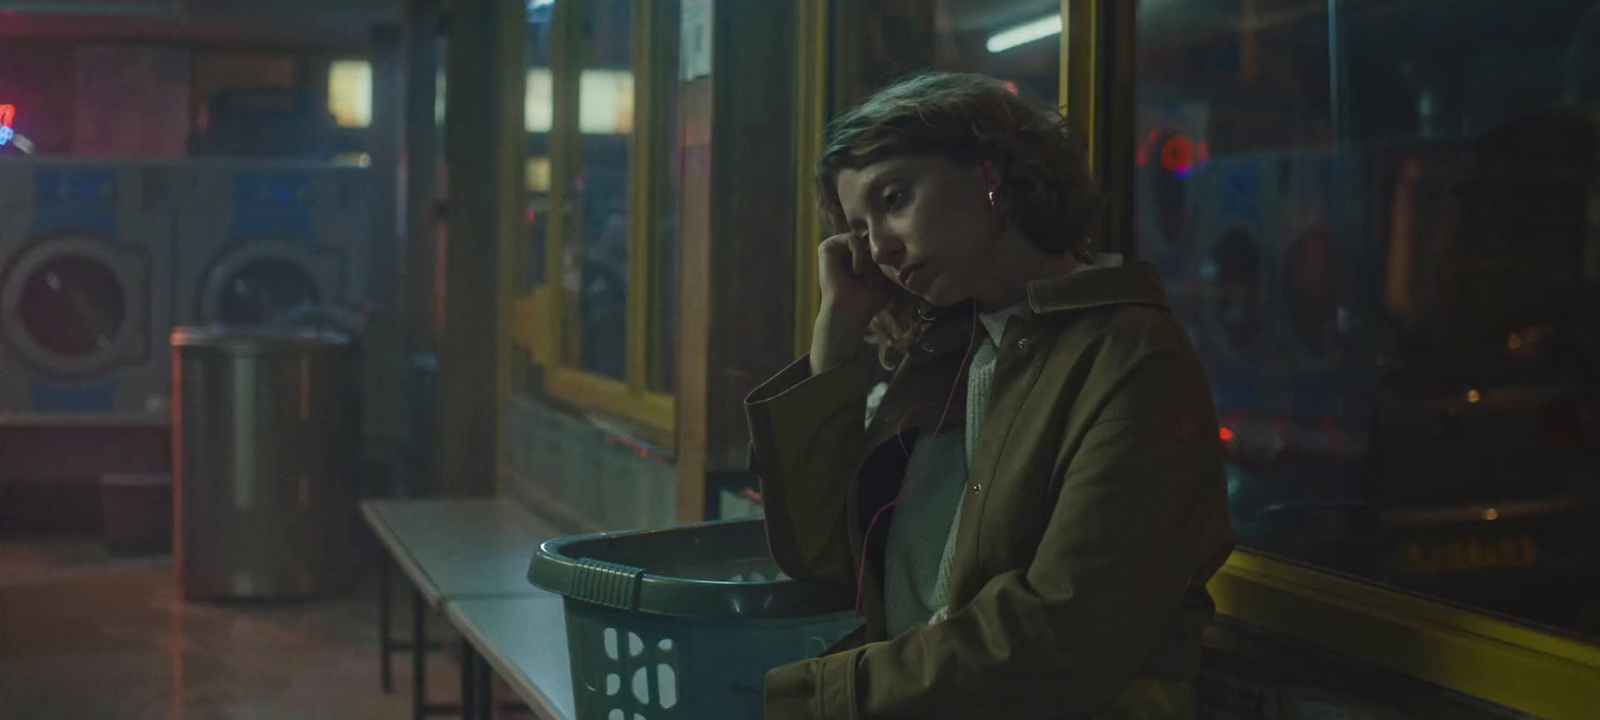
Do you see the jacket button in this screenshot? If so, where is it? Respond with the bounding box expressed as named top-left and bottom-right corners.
top-left (970, 484), bottom-right (981, 494)
top-left (1016, 338), bottom-right (1032, 350)
top-left (921, 342), bottom-right (935, 353)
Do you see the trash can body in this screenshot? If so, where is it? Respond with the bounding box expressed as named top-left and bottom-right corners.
top-left (172, 326), bottom-right (361, 600)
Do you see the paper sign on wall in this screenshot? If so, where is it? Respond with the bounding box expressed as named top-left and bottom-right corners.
top-left (681, 0), bottom-right (712, 81)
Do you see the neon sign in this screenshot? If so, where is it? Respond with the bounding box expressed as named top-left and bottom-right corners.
top-left (0, 104), bottom-right (14, 147)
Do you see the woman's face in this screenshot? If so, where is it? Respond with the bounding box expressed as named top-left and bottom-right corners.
top-left (835, 154), bottom-right (1004, 307)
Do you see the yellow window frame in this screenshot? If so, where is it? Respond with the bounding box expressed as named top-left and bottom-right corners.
top-left (510, 0), bottom-right (676, 436)
top-left (1210, 550), bottom-right (1600, 719)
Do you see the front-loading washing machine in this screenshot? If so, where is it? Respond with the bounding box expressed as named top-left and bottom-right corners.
top-left (172, 161), bottom-right (370, 327)
top-left (0, 159), bottom-right (175, 422)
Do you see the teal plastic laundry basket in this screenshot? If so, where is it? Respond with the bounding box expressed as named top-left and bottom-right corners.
top-left (527, 519), bottom-right (863, 720)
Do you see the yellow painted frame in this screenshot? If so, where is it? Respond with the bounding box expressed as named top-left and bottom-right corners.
top-left (792, 0), bottom-right (829, 356)
top-left (1064, 0), bottom-right (1097, 173)
top-left (491, 0), bottom-right (530, 492)
top-left (1210, 550), bottom-right (1600, 718)
top-left (510, 0), bottom-right (676, 440)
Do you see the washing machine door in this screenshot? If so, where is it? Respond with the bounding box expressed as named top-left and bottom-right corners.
top-left (0, 232), bottom-right (150, 381)
top-left (199, 240), bottom-right (344, 325)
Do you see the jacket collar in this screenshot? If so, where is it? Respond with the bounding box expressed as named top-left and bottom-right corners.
top-left (1027, 259), bottom-right (1171, 315)
top-left (908, 259), bottom-right (1171, 363)
top-left (906, 260), bottom-right (1172, 363)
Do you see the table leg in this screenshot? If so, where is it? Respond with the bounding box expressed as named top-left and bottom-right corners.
top-left (379, 556), bottom-right (393, 693)
top-left (459, 638), bottom-right (477, 720)
top-left (474, 651), bottom-right (492, 718)
top-left (413, 588), bottom-right (427, 720)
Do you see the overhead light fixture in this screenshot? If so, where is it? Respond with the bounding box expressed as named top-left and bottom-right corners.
top-left (987, 13), bottom-right (1063, 53)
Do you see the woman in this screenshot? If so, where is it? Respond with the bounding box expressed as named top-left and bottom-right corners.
top-left (746, 72), bottom-right (1235, 719)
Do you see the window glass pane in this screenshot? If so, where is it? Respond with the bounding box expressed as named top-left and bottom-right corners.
top-left (526, 11), bottom-right (555, 297)
top-left (648, 0), bottom-right (681, 395)
top-left (560, 0), bottom-right (634, 380)
top-left (835, 0), bottom-right (1062, 111)
top-left (1136, 0), bottom-right (1600, 637)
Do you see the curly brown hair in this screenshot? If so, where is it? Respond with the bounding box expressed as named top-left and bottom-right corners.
top-left (818, 71), bottom-right (1102, 367)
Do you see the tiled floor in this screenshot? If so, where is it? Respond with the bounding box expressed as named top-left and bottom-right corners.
top-left (0, 536), bottom-right (462, 720)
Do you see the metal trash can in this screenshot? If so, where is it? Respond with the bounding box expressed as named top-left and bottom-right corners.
top-left (171, 325), bottom-right (361, 601)
top-left (527, 519), bottom-right (862, 720)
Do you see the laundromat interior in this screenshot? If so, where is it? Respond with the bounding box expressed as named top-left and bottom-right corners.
top-left (3, 0), bottom-right (1600, 719)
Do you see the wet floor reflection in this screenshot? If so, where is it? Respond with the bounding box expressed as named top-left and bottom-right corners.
top-left (0, 537), bottom-right (452, 720)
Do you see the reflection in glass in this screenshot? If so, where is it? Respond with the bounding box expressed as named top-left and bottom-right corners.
top-left (1136, 0), bottom-right (1600, 637)
top-left (648, 0), bottom-right (682, 395)
top-left (1286, 225), bottom-right (1341, 356)
top-left (559, 0), bottom-right (633, 380)
top-left (836, 0), bottom-right (1062, 110)
top-left (1210, 228), bottom-right (1261, 350)
top-left (525, 9), bottom-right (555, 303)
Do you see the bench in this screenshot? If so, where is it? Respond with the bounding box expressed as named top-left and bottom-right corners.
top-left (361, 498), bottom-right (567, 720)
top-left (447, 596), bottom-right (577, 720)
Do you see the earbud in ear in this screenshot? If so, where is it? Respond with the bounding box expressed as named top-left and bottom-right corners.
top-left (982, 159), bottom-right (999, 209)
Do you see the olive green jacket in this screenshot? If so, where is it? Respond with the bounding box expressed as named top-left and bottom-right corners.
top-left (746, 261), bottom-right (1235, 719)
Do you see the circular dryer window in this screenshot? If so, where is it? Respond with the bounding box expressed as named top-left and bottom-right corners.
top-left (216, 257), bottom-right (322, 325)
top-left (1211, 228), bottom-right (1262, 350)
top-left (18, 255), bottom-right (128, 357)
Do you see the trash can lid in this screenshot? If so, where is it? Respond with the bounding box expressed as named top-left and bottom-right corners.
top-left (171, 324), bottom-right (354, 351)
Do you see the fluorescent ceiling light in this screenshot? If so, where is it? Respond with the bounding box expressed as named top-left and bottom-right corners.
top-left (987, 13), bottom-right (1063, 53)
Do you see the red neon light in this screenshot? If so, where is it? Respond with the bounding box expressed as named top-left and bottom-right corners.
top-left (1137, 128), bottom-right (1209, 176)
top-left (1161, 136), bottom-right (1194, 173)
top-left (0, 104), bottom-right (14, 128)
top-left (1219, 427), bottom-right (1235, 443)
